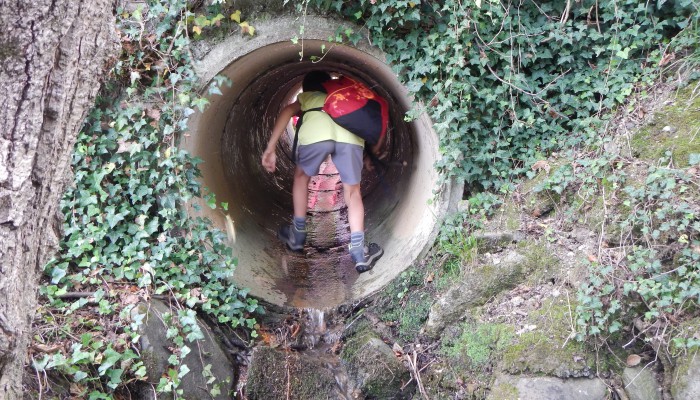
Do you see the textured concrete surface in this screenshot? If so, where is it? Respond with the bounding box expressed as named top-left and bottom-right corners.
top-left (184, 14), bottom-right (460, 308)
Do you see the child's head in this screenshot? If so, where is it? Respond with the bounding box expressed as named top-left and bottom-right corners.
top-left (302, 71), bottom-right (331, 93)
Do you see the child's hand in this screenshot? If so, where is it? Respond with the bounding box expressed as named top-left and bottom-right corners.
top-left (262, 149), bottom-right (277, 172)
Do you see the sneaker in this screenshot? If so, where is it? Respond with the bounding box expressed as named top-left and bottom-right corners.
top-left (349, 242), bottom-right (384, 273)
top-left (278, 224), bottom-right (306, 252)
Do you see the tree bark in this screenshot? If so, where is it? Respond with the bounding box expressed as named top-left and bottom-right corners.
top-left (0, 0), bottom-right (118, 397)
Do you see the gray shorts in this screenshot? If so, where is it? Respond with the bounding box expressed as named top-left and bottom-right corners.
top-left (297, 141), bottom-right (363, 185)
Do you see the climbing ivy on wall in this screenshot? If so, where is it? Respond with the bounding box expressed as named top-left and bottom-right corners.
top-left (33, 0), bottom-right (259, 397)
top-left (303, 0), bottom-right (696, 190)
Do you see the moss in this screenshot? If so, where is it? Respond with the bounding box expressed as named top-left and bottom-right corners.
top-left (500, 298), bottom-right (597, 378)
top-left (340, 320), bottom-right (376, 361)
top-left (441, 321), bottom-right (514, 373)
top-left (341, 324), bottom-right (414, 399)
top-left (670, 317), bottom-right (700, 356)
top-left (486, 198), bottom-right (522, 231)
top-left (514, 240), bottom-right (559, 285)
top-left (246, 347), bottom-right (338, 399)
top-left (631, 84), bottom-right (700, 167)
top-left (488, 380), bottom-right (520, 400)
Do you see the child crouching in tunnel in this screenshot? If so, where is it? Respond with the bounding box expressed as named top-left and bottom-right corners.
top-left (261, 70), bottom-right (383, 273)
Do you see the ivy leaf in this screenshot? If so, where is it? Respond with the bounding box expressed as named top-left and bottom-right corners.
top-left (689, 153), bottom-right (700, 166)
top-left (616, 47), bottom-right (631, 59)
top-left (130, 71), bottom-right (141, 84)
top-left (239, 21), bottom-right (255, 36)
top-left (230, 10), bottom-right (241, 23)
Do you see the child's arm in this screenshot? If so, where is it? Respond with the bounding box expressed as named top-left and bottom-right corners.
top-left (262, 101), bottom-right (302, 173)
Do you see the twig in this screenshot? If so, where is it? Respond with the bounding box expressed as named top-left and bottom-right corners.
top-left (32, 356), bottom-right (43, 400)
top-left (598, 184), bottom-right (607, 260)
top-left (284, 337), bottom-right (291, 400)
top-left (561, 290), bottom-right (576, 348)
top-left (402, 346), bottom-right (429, 400)
top-left (560, 0), bottom-right (571, 24)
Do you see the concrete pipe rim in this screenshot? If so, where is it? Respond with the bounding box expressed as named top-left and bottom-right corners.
top-left (184, 15), bottom-right (462, 310)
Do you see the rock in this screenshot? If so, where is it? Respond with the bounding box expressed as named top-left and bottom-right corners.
top-left (245, 347), bottom-right (342, 399)
top-left (132, 300), bottom-right (235, 399)
top-left (341, 323), bottom-right (415, 399)
top-left (474, 231), bottom-right (523, 252)
top-left (661, 125), bottom-right (677, 133)
top-left (500, 298), bottom-right (595, 378)
top-left (622, 367), bottom-right (661, 400)
top-left (568, 227), bottom-right (593, 244)
top-left (671, 350), bottom-right (700, 400)
top-left (424, 250), bottom-right (526, 337)
top-left (487, 374), bottom-right (608, 400)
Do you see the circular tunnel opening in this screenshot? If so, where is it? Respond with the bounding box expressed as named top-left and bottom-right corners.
top-left (185, 19), bottom-right (458, 308)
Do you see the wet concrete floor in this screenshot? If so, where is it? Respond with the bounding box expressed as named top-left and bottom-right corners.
top-left (271, 159), bottom-right (362, 308)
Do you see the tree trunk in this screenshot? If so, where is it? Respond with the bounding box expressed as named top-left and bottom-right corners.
top-left (0, 0), bottom-right (118, 397)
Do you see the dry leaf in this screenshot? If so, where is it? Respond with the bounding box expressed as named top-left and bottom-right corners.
top-left (659, 52), bottom-right (675, 67)
top-left (426, 272), bottom-right (435, 283)
top-left (32, 343), bottom-right (63, 353)
top-left (147, 108), bottom-right (161, 121)
top-left (122, 293), bottom-right (140, 305)
top-left (626, 354), bottom-right (641, 367)
top-left (531, 160), bottom-right (551, 173)
top-left (392, 342), bottom-right (404, 357)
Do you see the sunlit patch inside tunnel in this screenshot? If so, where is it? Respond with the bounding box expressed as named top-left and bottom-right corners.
top-left (184, 20), bottom-right (459, 309)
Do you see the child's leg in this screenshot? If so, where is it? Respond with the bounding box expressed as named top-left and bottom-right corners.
top-left (293, 166), bottom-right (311, 219)
top-left (343, 183), bottom-right (364, 233)
top-left (278, 166), bottom-right (311, 251)
top-left (333, 143), bottom-right (383, 272)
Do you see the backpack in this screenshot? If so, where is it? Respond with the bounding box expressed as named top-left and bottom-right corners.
top-left (292, 77), bottom-right (389, 161)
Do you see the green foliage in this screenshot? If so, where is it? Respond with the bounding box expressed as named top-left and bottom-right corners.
top-left (441, 322), bottom-right (513, 370)
top-left (380, 269), bottom-right (432, 342)
top-left (576, 160), bottom-right (700, 351)
top-left (305, 0), bottom-right (697, 190)
top-left (438, 192), bottom-right (501, 265)
top-left (34, 0), bottom-right (260, 396)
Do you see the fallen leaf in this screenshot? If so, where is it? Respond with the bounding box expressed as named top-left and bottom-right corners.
top-left (32, 343), bottom-right (63, 353)
top-left (659, 52), bottom-right (675, 66)
top-left (626, 354), bottom-right (641, 367)
top-left (426, 272), bottom-right (434, 283)
top-left (122, 293), bottom-right (140, 305)
top-left (192, 25), bottom-right (202, 35)
top-left (531, 160), bottom-right (551, 173)
top-left (392, 342), bottom-right (404, 357)
top-left (290, 322), bottom-right (301, 338)
top-left (147, 108), bottom-right (161, 121)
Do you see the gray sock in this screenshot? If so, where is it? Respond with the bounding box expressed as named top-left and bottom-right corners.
top-left (293, 216), bottom-right (306, 231)
top-left (350, 231), bottom-right (364, 249)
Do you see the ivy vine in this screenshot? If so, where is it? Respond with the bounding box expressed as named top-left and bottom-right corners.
top-left (305, 0), bottom-right (696, 190)
top-left (33, 0), bottom-right (259, 397)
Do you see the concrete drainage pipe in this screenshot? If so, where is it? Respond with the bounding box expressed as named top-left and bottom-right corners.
top-left (184, 16), bottom-right (460, 308)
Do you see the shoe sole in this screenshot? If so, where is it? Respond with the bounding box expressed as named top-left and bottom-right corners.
top-left (355, 245), bottom-right (384, 273)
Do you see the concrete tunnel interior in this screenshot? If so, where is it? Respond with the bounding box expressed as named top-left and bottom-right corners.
top-left (184, 19), bottom-right (458, 309)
